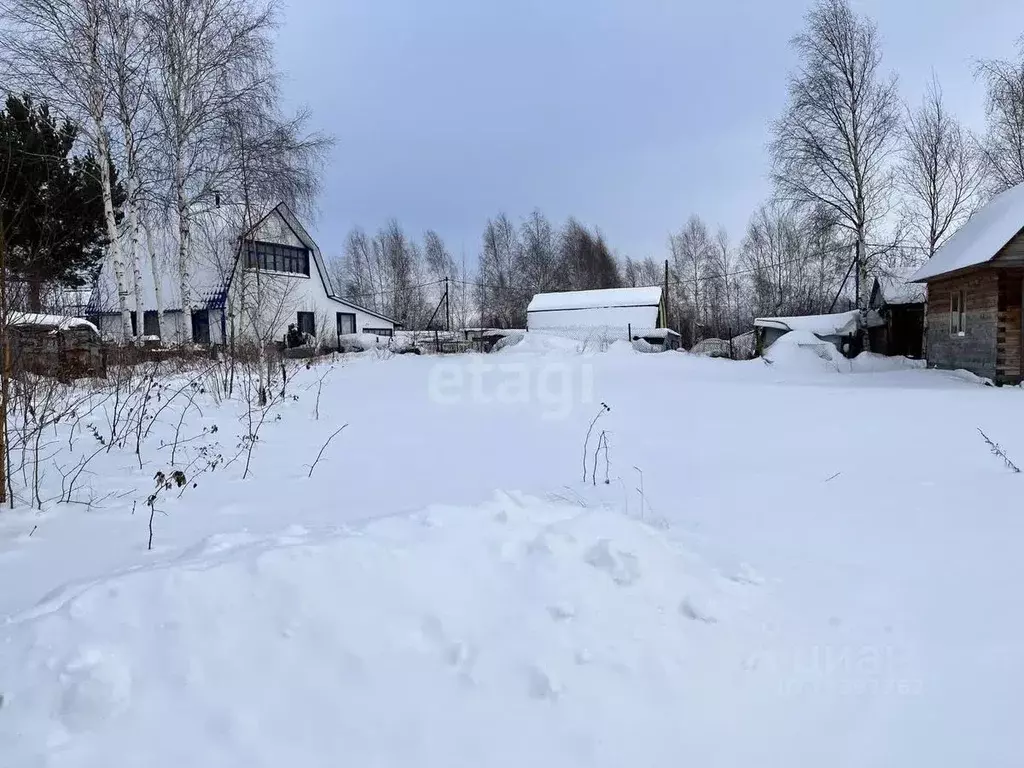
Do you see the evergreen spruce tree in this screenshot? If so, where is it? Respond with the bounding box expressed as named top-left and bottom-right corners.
top-left (0, 93), bottom-right (125, 311)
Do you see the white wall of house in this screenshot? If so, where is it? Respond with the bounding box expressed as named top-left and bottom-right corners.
top-left (90, 204), bottom-right (394, 348)
top-left (527, 305), bottom-right (660, 333)
top-left (94, 309), bottom-right (226, 345)
top-left (230, 209), bottom-right (394, 349)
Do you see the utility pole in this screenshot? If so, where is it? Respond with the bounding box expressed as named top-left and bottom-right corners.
top-left (663, 259), bottom-right (670, 329)
top-left (853, 241), bottom-right (860, 309)
top-left (0, 223), bottom-right (8, 504)
top-left (445, 277), bottom-right (450, 332)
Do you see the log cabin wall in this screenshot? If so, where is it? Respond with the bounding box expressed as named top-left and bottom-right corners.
top-left (925, 269), bottom-right (999, 380)
top-left (997, 270), bottom-right (1023, 384)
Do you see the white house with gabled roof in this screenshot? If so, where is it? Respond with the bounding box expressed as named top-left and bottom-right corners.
top-left (87, 202), bottom-right (397, 348)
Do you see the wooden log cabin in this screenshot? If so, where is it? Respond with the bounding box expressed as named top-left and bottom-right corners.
top-left (912, 183), bottom-right (1024, 384)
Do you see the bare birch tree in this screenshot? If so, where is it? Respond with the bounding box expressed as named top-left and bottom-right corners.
top-left (976, 38), bottom-right (1024, 194)
top-left (519, 209), bottom-right (560, 295)
top-left (670, 215), bottom-right (713, 341)
top-left (1, 0), bottom-right (134, 338)
top-left (477, 213), bottom-right (522, 328)
top-left (621, 256), bottom-right (662, 289)
top-left (901, 77), bottom-right (983, 257)
top-left (144, 0), bottom-right (277, 344)
top-left (770, 0), bottom-right (900, 309)
top-left (101, 0), bottom-right (155, 339)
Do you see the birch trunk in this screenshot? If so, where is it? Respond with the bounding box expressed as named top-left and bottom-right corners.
top-left (97, 126), bottom-right (133, 341)
top-left (121, 114), bottom-right (146, 343)
top-left (145, 223), bottom-right (165, 340)
top-left (127, 182), bottom-right (145, 342)
top-left (175, 156), bottom-right (194, 345)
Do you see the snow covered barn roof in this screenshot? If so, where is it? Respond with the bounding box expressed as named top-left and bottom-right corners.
top-left (526, 286), bottom-right (664, 334)
top-left (754, 310), bottom-right (863, 337)
top-left (911, 182), bottom-right (1024, 282)
top-left (527, 286), bottom-right (662, 313)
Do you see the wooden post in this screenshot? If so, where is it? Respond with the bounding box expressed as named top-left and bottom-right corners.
top-left (0, 226), bottom-right (8, 504)
top-left (445, 277), bottom-right (450, 332)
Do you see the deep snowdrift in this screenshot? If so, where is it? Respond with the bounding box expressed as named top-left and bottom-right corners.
top-left (1, 497), bottom-right (762, 768)
top-left (2, 343), bottom-right (1022, 766)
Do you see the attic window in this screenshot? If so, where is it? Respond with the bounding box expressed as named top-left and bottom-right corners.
top-left (245, 240), bottom-right (309, 276)
top-left (950, 290), bottom-right (966, 336)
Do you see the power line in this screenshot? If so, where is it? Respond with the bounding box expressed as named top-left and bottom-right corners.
top-left (341, 278), bottom-right (445, 301)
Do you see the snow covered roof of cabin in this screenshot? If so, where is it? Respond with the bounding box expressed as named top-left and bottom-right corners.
top-left (871, 274), bottom-right (927, 306)
top-left (881, 280), bottom-right (926, 305)
top-left (527, 286), bottom-right (662, 313)
top-left (6, 312), bottom-right (99, 333)
top-left (911, 182), bottom-right (1024, 282)
top-left (754, 310), bottom-right (862, 337)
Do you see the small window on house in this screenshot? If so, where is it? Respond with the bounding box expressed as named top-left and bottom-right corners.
top-left (950, 290), bottom-right (966, 335)
top-left (129, 311), bottom-right (138, 337)
top-left (362, 327), bottom-right (393, 337)
top-left (336, 312), bottom-right (356, 336)
top-left (297, 311), bottom-right (316, 337)
top-left (192, 310), bottom-right (211, 345)
top-left (143, 310), bottom-right (160, 338)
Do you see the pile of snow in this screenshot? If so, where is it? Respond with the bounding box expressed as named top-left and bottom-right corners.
top-left (943, 368), bottom-right (995, 386)
top-left (6, 312), bottom-right (99, 334)
top-left (755, 310), bottom-right (861, 337)
top-left (689, 338), bottom-right (732, 358)
top-left (850, 352), bottom-right (927, 373)
top-left (494, 331), bottom-right (600, 355)
top-left (338, 333), bottom-right (417, 354)
top-left (763, 330), bottom-right (848, 372)
top-left (490, 331), bottom-right (527, 352)
top-left (3, 342), bottom-right (1024, 766)
top-left (0, 496), bottom-right (749, 767)
top-left (731, 331), bottom-right (755, 359)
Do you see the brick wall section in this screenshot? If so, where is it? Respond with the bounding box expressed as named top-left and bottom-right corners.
top-left (925, 269), bottom-right (999, 380)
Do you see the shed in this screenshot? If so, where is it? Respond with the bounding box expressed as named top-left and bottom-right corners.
top-left (753, 310), bottom-right (886, 357)
top-left (869, 277), bottom-right (927, 359)
top-left (632, 327), bottom-right (681, 351)
top-left (526, 286), bottom-right (666, 339)
top-left (4, 313), bottom-right (105, 379)
top-left (910, 181), bottom-right (1024, 384)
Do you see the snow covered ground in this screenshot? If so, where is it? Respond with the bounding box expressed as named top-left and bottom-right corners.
top-left (2, 338), bottom-right (1023, 766)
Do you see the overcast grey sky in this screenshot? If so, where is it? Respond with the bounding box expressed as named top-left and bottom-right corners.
top-left (274, 0), bottom-right (1024, 266)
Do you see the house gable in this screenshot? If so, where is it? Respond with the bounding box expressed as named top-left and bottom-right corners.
top-left (991, 225), bottom-right (1024, 268)
top-left (249, 208), bottom-right (306, 250)
top-left (912, 182), bottom-right (1024, 282)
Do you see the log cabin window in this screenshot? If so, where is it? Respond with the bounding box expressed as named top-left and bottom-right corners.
top-left (245, 241), bottom-right (310, 276)
top-left (950, 289), bottom-right (966, 336)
